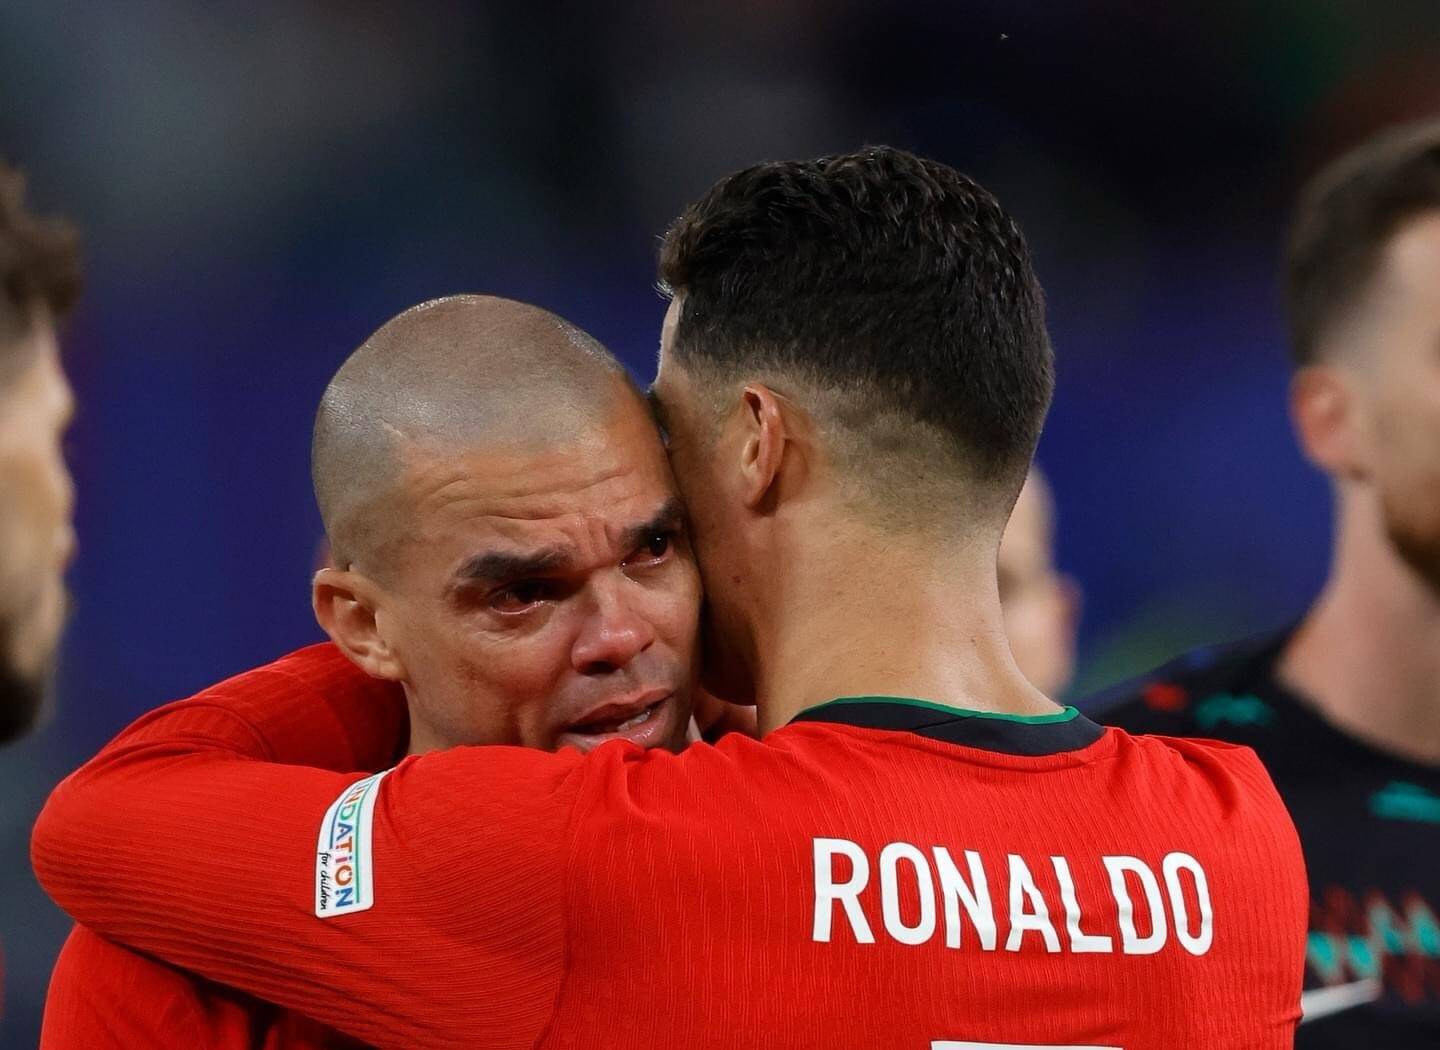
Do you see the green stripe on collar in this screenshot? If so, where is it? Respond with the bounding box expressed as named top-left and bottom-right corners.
top-left (797, 695), bottom-right (1080, 725)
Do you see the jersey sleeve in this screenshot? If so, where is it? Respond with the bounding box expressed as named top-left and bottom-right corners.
top-left (42, 924), bottom-right (369, 1049)
top-left (31, 649), bottom-right (585, 1050)
top-left (113, 642), bottom-right (413, 773)
top-left (42, 926), bottom-right (211, 1049)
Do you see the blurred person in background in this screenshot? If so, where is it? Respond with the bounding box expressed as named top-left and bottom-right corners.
top-left (1098, 119), bottom-right (1440, 1047)
top-left (0, 162), bottom-right (79, 746)
top-left (40, 295), bottom-right (701, 1048)
top-left (998, 467), bottom-right (1079, 698)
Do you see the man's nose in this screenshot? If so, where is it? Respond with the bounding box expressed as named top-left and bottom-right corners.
top-left (572, 579), bottom-right (657, 676)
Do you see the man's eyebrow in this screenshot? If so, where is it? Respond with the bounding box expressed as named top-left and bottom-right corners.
top-left (450, 499), bottom-right (685, 591)
top-left (619, 497), bottom-right (686, 552)
top-left (451, 547), bottom-right (572, 588)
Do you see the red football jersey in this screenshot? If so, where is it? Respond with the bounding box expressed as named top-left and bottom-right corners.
top-left (33, 645), bottom-right (1306, 1049)
top-left (37, 653), bottom-right (405, 1049)
top-left (42, 926), bottom-right (362, 1049)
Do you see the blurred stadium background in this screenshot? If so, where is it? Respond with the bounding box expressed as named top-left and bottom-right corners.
top-left (3, 0), bottom-right (1440, 1042)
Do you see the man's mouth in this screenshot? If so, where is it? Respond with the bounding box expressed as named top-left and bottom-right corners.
top-left (557, 691), bottom-right (677, 753)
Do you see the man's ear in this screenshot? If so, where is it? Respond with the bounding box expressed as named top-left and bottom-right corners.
top-left (313, 567), bottom-right (406, 681)
top-left (1291, 365), bottom-right (1368, 482)
top-left (737, 383), bottom-right (791, 511)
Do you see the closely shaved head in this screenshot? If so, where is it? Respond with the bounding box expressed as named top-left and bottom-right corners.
top-left (308, 294), bottom-right (699, 759)
top-left (313, 295), bottom-right (635, 573)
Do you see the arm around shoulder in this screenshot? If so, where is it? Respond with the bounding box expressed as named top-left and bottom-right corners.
top-left (32, 650), bottom-right (586, 1049)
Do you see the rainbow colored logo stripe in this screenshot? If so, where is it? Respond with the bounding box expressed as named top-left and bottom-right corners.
top-left (314, 770), bottom-right (390, 918)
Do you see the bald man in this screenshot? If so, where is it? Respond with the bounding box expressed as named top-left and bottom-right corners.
top-left (41, 296), bottom-right (701, 1048)
top-left (997, 468), bottom-right (1079, 698)
top-left (309, 296), bottom-right (697, 756)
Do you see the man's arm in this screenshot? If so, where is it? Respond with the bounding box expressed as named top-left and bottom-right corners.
top-left (42, 927), bottom-right (214, 1049)
top-left (32, 645), bottom-right (582, 1050)
top-left (42, 925), bottom-right (369, 1049)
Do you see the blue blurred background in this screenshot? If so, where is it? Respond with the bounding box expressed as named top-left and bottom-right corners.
top-left (3, 1), bottom-right (1440, 1042)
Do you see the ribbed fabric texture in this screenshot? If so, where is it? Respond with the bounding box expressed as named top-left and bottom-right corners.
top-left (41, 925), bottom-right (364, 1048)
top-left (34, 646), bottom-right (1306, 1049)
top-left (35, 646), bottom-right (411, 1048)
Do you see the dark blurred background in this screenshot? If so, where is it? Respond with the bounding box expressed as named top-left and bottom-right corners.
top-left (3, 1), bottom-right (1439, 1042)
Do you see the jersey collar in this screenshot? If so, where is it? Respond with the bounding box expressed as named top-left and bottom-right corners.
top-left (789, 695), bottom-right (1105, 756)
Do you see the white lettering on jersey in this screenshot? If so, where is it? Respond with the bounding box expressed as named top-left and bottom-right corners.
top-left (813, 837), bottom-right (875, 943)
top-left (1051, 856), bottom-right (1113, 953)
top-left (1005, 854), bottom-right (1060, 953)
top-left (1162, 851), bottom-right (1214, 956)
top-left (881, 842), bottom-right (937, 946)
top-left (1103, 855), bottom-right (1168, 955)
top-left (933, 847), bottom-right (996, 950)
top-left (810, 839), bottom-right (1213, 958)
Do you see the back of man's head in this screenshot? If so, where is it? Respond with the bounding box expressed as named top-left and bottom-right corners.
top-left (1284, 118), bottom-right (1440, 367)
top-left (658, 145), bottom-right (1053, 528)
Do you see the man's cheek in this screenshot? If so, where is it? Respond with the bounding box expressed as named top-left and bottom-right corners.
top-left (677, 576), bottom-right (705, 649)
top-left (0, 498), bottom-right (50, 611)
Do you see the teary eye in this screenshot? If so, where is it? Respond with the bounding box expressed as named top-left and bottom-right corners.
top-left (625, 530), bottom-right (675, 568)
top-left (644, 531), bottom-right (672, 559)
top-left (491, 579), bottom-right (553, 612)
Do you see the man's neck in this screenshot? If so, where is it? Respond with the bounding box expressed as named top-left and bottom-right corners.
top-left (748, 519), bottom-right (1060, 735)
top-left (1280, 491), bottom-right (1440, 765)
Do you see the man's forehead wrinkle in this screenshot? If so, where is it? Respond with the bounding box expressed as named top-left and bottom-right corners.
top-left (397, 453), bottom-right (678, 567)
top-left (402, 451), bottom-right (637, 508)
top-left (443, 498), bottom-right (677, 593)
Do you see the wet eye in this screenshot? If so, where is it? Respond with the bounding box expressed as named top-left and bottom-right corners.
top-left (491, 580), bottom-right (552, 612)
top-left (623, 530), bottom-right (675, 570)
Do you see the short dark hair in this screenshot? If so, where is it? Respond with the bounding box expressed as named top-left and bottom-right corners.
top-left (1284, 119), bottom-right (1440, 367)
top-left (0, 161), bottom-right (81, 381)
top-left (658, 146), bottom-right (1052, 507)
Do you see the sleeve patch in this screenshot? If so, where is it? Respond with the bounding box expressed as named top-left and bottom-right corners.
top-left (315, 770), bottom-right (390, 918)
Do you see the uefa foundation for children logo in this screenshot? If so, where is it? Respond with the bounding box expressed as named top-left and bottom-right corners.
top-left (315, 770), bottom-right (391, 917)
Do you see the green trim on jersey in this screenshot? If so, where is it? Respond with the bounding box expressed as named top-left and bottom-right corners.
top-left (798, 695), bottom-right (1079, 725)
